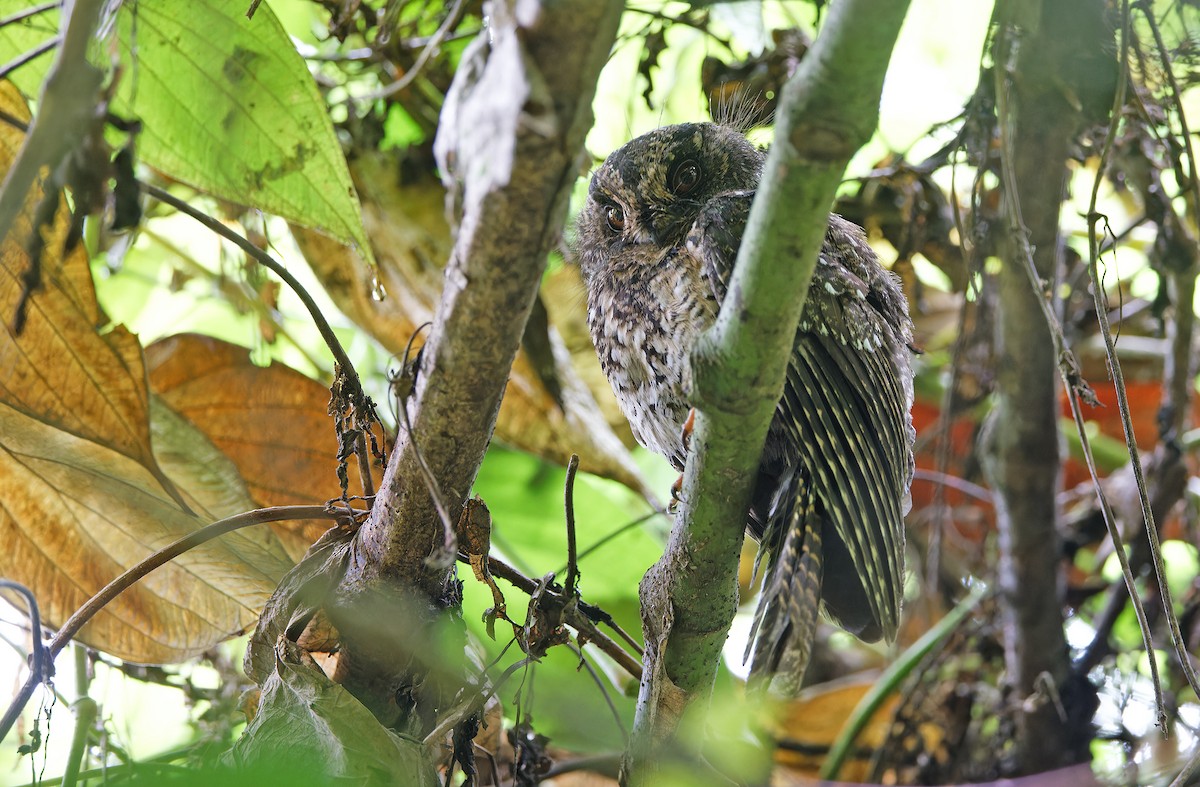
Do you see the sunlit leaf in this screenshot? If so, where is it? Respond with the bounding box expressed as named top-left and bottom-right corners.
top-left (110, 0), bottom-right (375, 264)
top-left (0, 401), bottom-right (292, 663)
top-left (0, 82), bottom-right (293, 661)
top-left (0, 81), bottom-right (174, 495)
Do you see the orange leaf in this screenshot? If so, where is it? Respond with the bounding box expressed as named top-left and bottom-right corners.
top-left (0, 402), bottom-right (292, 663)
top-left (146, 334), bottom-right (369, 557)
top-left (0, 83), bottom-right (293, 661)
top-left (0, 82), bottom-right (176, 500)
top-left (774, 676), bottom-right (899, 782)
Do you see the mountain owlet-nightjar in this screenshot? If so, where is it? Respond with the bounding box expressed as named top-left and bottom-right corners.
top-left (575, 122), bottom-right (915, 695)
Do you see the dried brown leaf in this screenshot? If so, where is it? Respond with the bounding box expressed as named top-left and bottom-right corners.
top-left (0, 402), bottom-right (292, 663)
top-left (0, 83), bottom-right (293, 662)
top-left (0, 81), bottom-right (168, 490)
top-left (774, 676), bottom-right (899, 783)
top-left (146, 333), bottom-right (368, 558)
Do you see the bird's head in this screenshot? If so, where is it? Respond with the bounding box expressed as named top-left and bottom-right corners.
top-left (575, 122), bottom-right (764, 283)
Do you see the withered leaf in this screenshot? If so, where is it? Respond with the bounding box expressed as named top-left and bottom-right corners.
top-left (146, 333), bottom-right (370, 558)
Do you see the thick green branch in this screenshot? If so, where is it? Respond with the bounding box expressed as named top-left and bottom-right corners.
top-left (625, 0), bottom-right (912, 776)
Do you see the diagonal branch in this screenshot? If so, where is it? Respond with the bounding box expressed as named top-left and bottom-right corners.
top-left (0, 0), bottom-right (102, 245)
top-left (323, 0), bottom-right (623, 728)
top-left (625, 0), bottom-right (912, 778)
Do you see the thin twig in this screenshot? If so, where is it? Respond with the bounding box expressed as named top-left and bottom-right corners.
top-left (385, 321), bottom-right (456, 556)
top-left (542, 753), bottom-right (621, 780)
top-left (0, 37), bottom-right (59, 82)
top-left (420, 656), bottom-right (534, 747)
top-left (139, 183), bottom-right (360, 383)
top-left (141, 183), bottom-right (384, 514)
top-left (993, 47), bottom-right (1094, 407)
top-left (399, 389), bottom-right (456, 560)
top-left (566, 641), bottom-right (628, 742)
top-left (138, 226), bottom-right (328, 374)
top-left (1083, 0), bottom-right (1200, 706)
top-left (353, 430), bottom-right (375, 498)
top-left (1065, 396), bottom-right (1162, 717)
top-left (562, 454), bottom-right (581, 599)
top-left (570, 511), bottom-right (659, 567)
top-left (0, 505), bottom-right (357, 744)
top-left (911, 468), bottom-right (994, 506)
top-left (352, 0), bottom-right (467, 104)
top-left (0, 581), bottom-right (47, 701)
top-left (479, 554), bottom-right (642, 680)
top-left (1169, 743), bottom-right (1200, 787)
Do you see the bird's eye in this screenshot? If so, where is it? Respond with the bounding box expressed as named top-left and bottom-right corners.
top-left (670, 160), bottom-right (701, 195)
top-left (605, 204), bottom-right (626, 233)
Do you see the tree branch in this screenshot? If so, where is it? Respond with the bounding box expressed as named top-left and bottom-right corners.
top-left (0, 0), bottom-right (102, 245)
top-left (326, 0), bottom-right (622, 729)
top-left (625, 0), bottom-right (911, 778)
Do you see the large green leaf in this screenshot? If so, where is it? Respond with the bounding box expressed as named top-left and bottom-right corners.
top-left (113, 0), bottom-right (374, 263)
top-left (0, 2), bottom-right (372, 263)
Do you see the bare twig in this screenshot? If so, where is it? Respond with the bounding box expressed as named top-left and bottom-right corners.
top-left (0, 1), bottom-right (60, 29)
top-left (0, 581), bottom-right (47, 716)
top-left (986, 1), bottom-right (1113, 769)
top-left (1075, 1), bottom-right (1164, 721)
top-left (353, 430), bottom-right (375, 498)
top-left (1118, 0), bottom-right (1200, 701)
top-left (566, 641), bottom-right (628, 742)
top-left (0, 37), bottom-right (59, 82)
top-left (912, 468), bottom-right (994, 506)
top-left (480, 554), bottom-right (643, 681)
top-left (563, 454), bottom-right (581, 599)
top-left (352, 0), bottom-right (467, 103)
top-left (140, 183), bottom-right (384, 515)
top-left (139, 184), bottom-right (361, 384)
top-left (0, 505), bottom-right (358, 744)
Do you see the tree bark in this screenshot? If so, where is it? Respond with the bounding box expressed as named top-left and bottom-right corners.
top-left (327, 0), bottom-right (622, 730)
top-left (624, 1), bottom-right (911, 781)
top-left (985, 0), bottom-right (1114, 773)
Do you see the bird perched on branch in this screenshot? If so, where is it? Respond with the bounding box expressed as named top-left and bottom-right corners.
top-left (575, 122), bottom-right (915, 695)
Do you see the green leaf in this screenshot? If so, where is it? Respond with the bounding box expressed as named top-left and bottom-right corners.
top-left (0, 1), bottom-right (59, 98)
top-left (111, 0), bottom-right (375, 264)
top-left (229, 639), bottom-right (437, 784)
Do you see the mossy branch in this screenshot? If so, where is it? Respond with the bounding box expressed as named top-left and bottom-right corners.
top-left (624, 0), bottom-right (912, 779)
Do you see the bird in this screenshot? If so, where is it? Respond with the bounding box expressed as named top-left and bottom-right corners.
top-left (574, 122), bottom-right (915, 695)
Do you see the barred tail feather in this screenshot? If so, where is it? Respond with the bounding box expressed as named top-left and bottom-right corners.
top-left (746, 468), bottom-right (823, 697)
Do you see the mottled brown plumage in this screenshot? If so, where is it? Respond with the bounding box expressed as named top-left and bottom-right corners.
top-left (575, 122), bottom-right (915, 695)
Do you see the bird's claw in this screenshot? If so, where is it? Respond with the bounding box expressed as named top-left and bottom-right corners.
top-left (681, 408), bottom-right (696, 453)
top-left (669, 473), bottom-right (683, 514)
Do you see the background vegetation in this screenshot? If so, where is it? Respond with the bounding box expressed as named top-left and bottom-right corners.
top-left (0, 0), bottom-right (1198, 785)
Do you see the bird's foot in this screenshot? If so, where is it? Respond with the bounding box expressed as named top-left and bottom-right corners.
top-left (669, 473), bottom-right (683, 514)
top-left (667, 409), bottom-right (696, 515)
